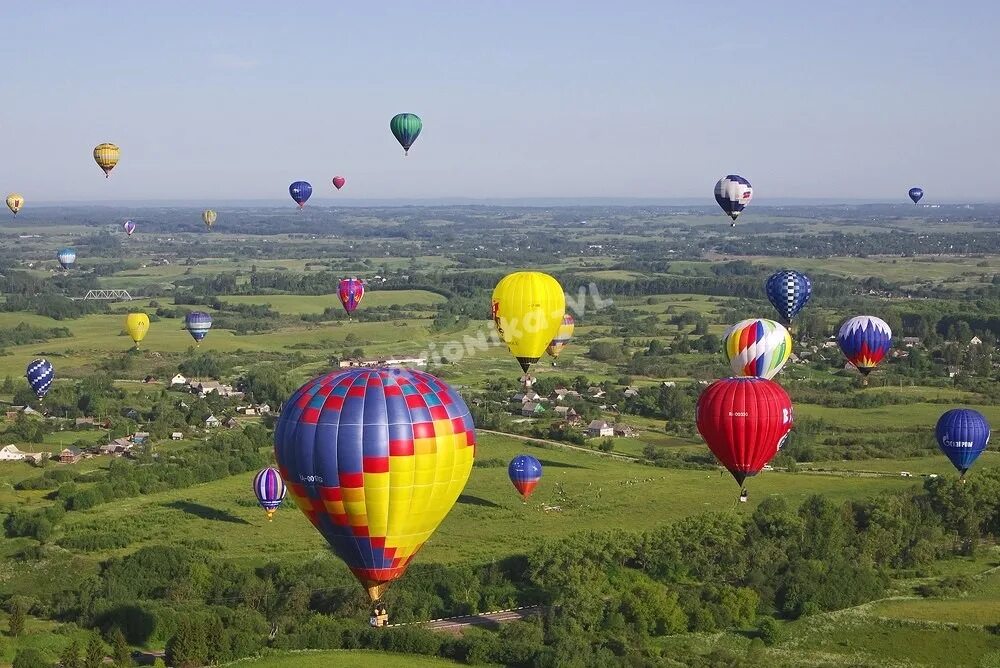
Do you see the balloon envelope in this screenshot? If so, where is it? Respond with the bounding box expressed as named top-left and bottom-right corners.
top-left (57, 248), bottom-right (77, 270)
top-left (125, 313), bottom-right (150, 346)
top-left (935, 409), bottom-right (991, 475)
top-left (123, 220), bottom-right (136, 236)
top-left (908, 187), bottom-right (924, 204)
top-left (696, 377), bottom-right (793, 485)
top-left (338, 278), bottom-right (365, 315)
top-left (333, 176), bottom-right (346, 190)
top-left (837, 316), bottom-right (892, 376)
top-left (289, 181), bottom-right (312, 207)
top-left (185, 311), bottom-right (213, 343)
top-left (202, 210), bottom-right (217, 229)
top-left (714, 175), bottom-right (752, 223)
top-left (6, 193), bottom-right (24, 216)
top-left (26, 359), bottom-right (54, 400)
top-left (253, 467), bottom-right (287, 520)
top-left (546, 314), bottom-right (575, 359)
top-left (274, 367), bottom-right (476, 601)
top-left (93, 142), bottom-right (120, 177)
top-left (390, 113), bottom-right (422, 155)
top-left (508, 454), bottom-right (542, 499)
top-left (765, 270), bottom-right (812, 323)
top-left (723, 319), bottom-right (792, 380)
top-left (492, 272), bottom-right (566, 373)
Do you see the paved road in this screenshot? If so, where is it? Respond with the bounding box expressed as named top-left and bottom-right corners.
top-left (418, 606), bottom-right (543, 632)
top-left (478, 429), bottom-right (639, 462)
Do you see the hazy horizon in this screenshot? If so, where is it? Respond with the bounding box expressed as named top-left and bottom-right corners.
top-left (3, 2), bottom-right (999, 202)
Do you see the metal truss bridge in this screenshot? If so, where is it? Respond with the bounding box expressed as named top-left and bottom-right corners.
top-left (71, 289), bottom-right (134, 301)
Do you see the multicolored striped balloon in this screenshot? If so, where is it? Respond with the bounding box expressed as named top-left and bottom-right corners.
top-left (57, 248), bottom-right (77, 270)
top-left (838, 315), bottom-right (892, 382)
top-left (546, 313), bottom-right (575, 360)
top-left (723, 318), bottom-right (791, 380)
top-left (274, 367), bottom-right (475, 602)
top-left (508, 454), bottom-right (542, 500)
top-left (253, 467), bottom-right (287, 521)
top-left (93, 142), bottom-right (120, 177)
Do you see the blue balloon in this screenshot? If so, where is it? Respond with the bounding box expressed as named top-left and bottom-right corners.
top-left (185, 311), bottom-right (213, 343)
top-left (508, 454), bottom-right (542, 499)
top-left (935, 409), bottom-right (991, 476)
top-left (765, 270), bottom-right (812, 323)
top-left (26, 358), bottom-right (54, 400)
top-left (289, 181), bottom-right (312, 208)
top-left (908, 187), bottom-right (924, 204)
top-left (57, 248), bottom-right (77, 270)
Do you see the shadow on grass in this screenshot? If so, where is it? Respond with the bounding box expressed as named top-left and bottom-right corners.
top-left (164, 500), bottom-right (250, 524)
top-left (537, 458), bottom-right (591, 470)
top-left (458, 494), bottom-right (502, 509)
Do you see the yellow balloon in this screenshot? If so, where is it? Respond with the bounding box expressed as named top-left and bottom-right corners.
top-left (125, 312), bottom-right (150, 347)
top-left (203, 209), bottom-right (217, 229)
top-left (93, 143), bottom-right (120, 177)
top-left (6, 193), bottom-right (24, 216)
top-left (491, 271), bottom-right (565, 372)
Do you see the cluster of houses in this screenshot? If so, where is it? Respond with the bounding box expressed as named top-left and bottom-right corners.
top-left (339, 356), bottom-right (428, 369)
top-left (508, 381), bottom-right (639, 439)
top-left (169, 374), bottom-right (244, 399)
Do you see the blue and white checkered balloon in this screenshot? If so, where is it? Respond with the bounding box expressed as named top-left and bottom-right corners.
top-left (765, 270), bottom-right (812, 323)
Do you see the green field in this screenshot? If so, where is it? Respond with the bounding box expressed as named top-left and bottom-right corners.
top-left (220, 290), bottom-right (446, 314)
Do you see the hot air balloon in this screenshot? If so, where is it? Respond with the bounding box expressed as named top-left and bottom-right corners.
top-left (333, 176), bottom-right (346, 190)
top-left (338, 278), bottom-right (365, 317)
top-left (93, 143), bottom-right (120, 177)
top-left (546, 313), bottom-right (575, 364)
top-left (289, 181), bottom-right (312, 208)
top-left (492, 272), bottom-right (566, 373)
top-left (908, 187), bottom-right (924, 204)
top-left (125, 312), bottom-right (150, 349)
top-left (184, 311), bottom-right (213, 345)
top-left (202, 209), bottom-right (217, 230)
top-left (935, 409), bottom-right (991, 478)
top-left (723, 319), bottom-right (792, 380)
top-left (123, 220), bottom-right (136, 237)
top-left (696, 377), bottom-right (793, 490)
top-left (6, 193), bottom-right (24, 216)
top-left (714, 175), bottom-right (752, 225)
top-left (508, 454), bottom-right (542, 500)
top-left (274, 367), bottom-right (475, 612)
top-left (390, 113), bottom-right (422, 155)
top-left (26, 359), bottom-right (54, 401)
top-left (253, 467), bottom-right (287, 521)
top-left (57, 248), bottom-right (77, 270)
top-left (837, 316), bottom-right (892, 385)
top-left (765, 270), bottom-right (812, 325)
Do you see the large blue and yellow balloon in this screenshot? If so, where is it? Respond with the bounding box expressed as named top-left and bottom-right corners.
top-left (274, 367), bottom-right (476, 602)
top-left (837, 315), bottom-right (892, 384)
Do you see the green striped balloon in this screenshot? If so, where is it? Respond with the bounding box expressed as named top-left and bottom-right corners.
top-left (390, 113), bottom-right (422, 155)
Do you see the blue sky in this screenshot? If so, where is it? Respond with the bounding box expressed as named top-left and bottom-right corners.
top-left (2, 1), bottom-right (998, 202)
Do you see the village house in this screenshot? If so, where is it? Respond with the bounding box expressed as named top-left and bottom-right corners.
top-left (204, 415), bottom-right (222, 429)
top-left (171, 432), bottom-right (184, 441)
top-left (553, 406), bottom-right (581, 424)
top-left (224, 417), bottom-right (240, 429)
top-left (59, 447), bottom-right (83, 464)
top-left (587, 420), bottom-right (614, 438)
top-left (520, 402), bottom-right (545, 417)
top-left (519, 374), bottom-right (536, 388)
top-left (623, 386), bottom-right (640, 398)
top-left (143, 375), bottom-right (157, 384)
top-left (613, 424), bottom-right (638, 438)
top-left (0, 445), bottom-right (27, 461)
top-left (661, 381), bottom-right (676, 388)
top-left (587, 386), bottom-right (606, 399)
top-left (191, 380), bottom-right (242, 398)
top-left (75, 417), bottom-right (97, 427)
top-left (970, 336), bottom-right (983, 346)
top-left (170, 373), bottom-right (187, 387)
top-left (901, 337), bottom-right (921, 348)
